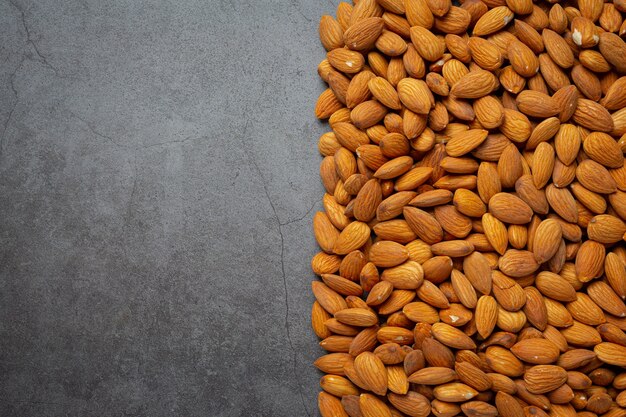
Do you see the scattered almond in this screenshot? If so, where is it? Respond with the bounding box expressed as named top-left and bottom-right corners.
top-left (312, 2), bottom-right (626, 415)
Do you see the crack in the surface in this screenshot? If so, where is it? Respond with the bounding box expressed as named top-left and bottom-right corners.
top-left (290, 0), bottom-right (312, 22)
top-left (9, 0), bottom-right (65, 77)
top-left (0, 58), bottom-right (24, 161)
top-left (68, 111), bottom-right (138, 256)
top-left (280, 199), bottom-right (318, 226)
top-left (237, 82), bottom-right (312, 417)
top-left (244, 136), bottom-right (312, 417)
top-left (68, 110), bottom-right (210, 259)
top-left (71, 111), bottom-right (208, 152)
top-left (7, 400), bottom-right (96, 414)
top-left (127, 154), bottom-right (139, 222)
top-left (122, 153), bottom-right (139, 254)
top-left (69, 112), bottom-right (128, 149)
top-left (140, 135), bottom-right (203, 149)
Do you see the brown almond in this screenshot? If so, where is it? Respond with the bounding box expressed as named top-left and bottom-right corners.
top-left (354, 351), bottom-right (388, 395)
top-left (451, 69), bottom-right (499, 99)
top-left (474, 6), bottom-right (514, 36)
top-left (488, 192), bottom-right (533, 224)
top-left (499, 249), bottom-right (539, 277)
top-left (524, 365), bottom-right (568, 394)
top-left (511, 338), bottom-right (560, 364)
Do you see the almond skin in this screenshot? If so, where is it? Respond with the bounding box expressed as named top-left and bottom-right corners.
top-left (474, 6), bottom-right (514, 36)
top-left (475, 295), bottom-right (498, 339)
top-left (354, 351), bottom-right (388, 395)
top-left (583, 132), bottom-right (624, 169)
top-left (410, 26), bottom-right (445, 61)
top-left (532, 219), bottom-right (563, 264)
top-left (404, 206), bottom-right (444, 244)
top-left (451, 69), bottom-right (499, 99)
top-left (587, 214), bottom-right (626, 244)
top-left (333, 221), bottom-right (371, 255)
top-left (516, 90), bottom-right (559, 117)
top-left (488, 193), bottom-right (533, 225)
top-left (353, 179), bottom-right (383, 222)
top-left (511, 338), bottom-right (560, 364)
top-left (446, 129), bottom-right (489, 157)
top-left (524, 365), bottom-right (568, 394)
top-left (344, 17), bottom-right (384, 51)
top-left (575, 240), bottom-right (606, 282)
top-left (595, 342), bottom-right (626, 367)
top-left (398, 78), bottom-right (434, 114)
top-left (508, 40), bottom-right (540, 78)
top-left (499, 250), bottom-right (539, 277)
top-left (572, 99), bottom-right (615, 133)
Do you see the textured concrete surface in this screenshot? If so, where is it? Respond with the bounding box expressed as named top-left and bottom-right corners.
top-left (0, 1), bottom-right (335, 415)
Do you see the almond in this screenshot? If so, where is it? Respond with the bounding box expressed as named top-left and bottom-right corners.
top-left (410, 26), bottom-right (445, 61)
top-left (328, 48), bottom-right (366, 74)
top-left (473, 6), bottom-right (514, 36)
top-left (577, 159), bottom-right (617, 194)
top-left (450, 69), bottom-right (499, 99)
top-left (388, 391), bottom-right (431, 416)
top-left (532, 219), bottom-right (563, 264)
top-left (515, 175), bottom-right (549, 215)
top-left (398, 78), bottom-right (434, 114)
top-left (508, 40), bottom-right (540, 78)
top-left (498, 249), bottom-right (539, 277)
top-left (516, 90), bottom-right (559, 118)
top-left (545, 184), bottom-right (578, 223)
top-left (488, 193), bottom-right (533, 224)
top-left (455, 361), bottom-right (492, 392)
top-left (433, 383), bottom-right (479, 402)
top-left (368, 77), bottom-right (402, 110)
top-left (599, 32), bottom-right (626, 73)
top-left (499, 109), bottom-right (531, 143)
top-left (482, 212), bottom-right (508, 255)
top-left (575, 240), bottom-right (606, 282)
top-left (408, 367), bottom-right (457, 384)
top-left (377, 191), bottom-right (417, 221)
top-left (432, 322), bottom-right (477, 349)
top-left (524, 365), bottom-right (568, 394)
top-left (404, 206), bottom-right (444, 244)
top-left (451, 269), bottom-right (478, 309)
top-left (468, 37), bottom-right (504, 71)
top-left (587, 280), bottom-right (626, 317)
top-left (511, 338), bottom-right (560, 364)
top-left (572, 99), bottom-right (614, 133)
top-left (535, 271), bottom-right (576, 302)
top-left (319, 392), bottom-right (349, 417)
top-left (374, 155), bottom-right (414, 179)
top-left (552, 85), bottom-right (579, 123)
top-left (475, 295), bottom-right (498, 339)
top-left (594, 342), bottom-right (626, 367)
top-left (381, 260), bottom-right (424, 289)
top-left (360, 393), bottom-right (392, 417)
top-left (588, 214), bottom-right (626, 244)
top-left (320, 16), bottom-right (345, 51)
top-left (446, 129), bottom-right (488, 157)
top-left (354, 351), bottom-right (388, 395)
top-left (583, 132), bottom-right (624, 169)
top-left (485, 346), bottom-right (524, 377)
top-left (524, 287), bottom-right (548, 330)
top-left (435, 6), bottom-right (472, 35)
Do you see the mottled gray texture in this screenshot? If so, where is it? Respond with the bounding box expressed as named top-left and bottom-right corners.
top-left (0, 1), bottom-right (334, 415)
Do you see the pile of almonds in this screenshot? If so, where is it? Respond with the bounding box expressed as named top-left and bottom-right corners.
top-left (311, 0), bottom-right (626, 416)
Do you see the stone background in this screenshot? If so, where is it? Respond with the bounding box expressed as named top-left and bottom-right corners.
top-left (0, 1), bottom-right (336, 415)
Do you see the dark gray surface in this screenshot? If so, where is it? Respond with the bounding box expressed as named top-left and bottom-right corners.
top-left (0, 1), bottom-right (334, 415)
